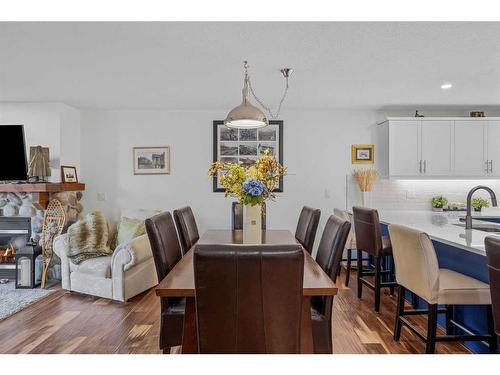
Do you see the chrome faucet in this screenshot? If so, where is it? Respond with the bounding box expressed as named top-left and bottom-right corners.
top-left (465, 186), bottom-right (498, 229)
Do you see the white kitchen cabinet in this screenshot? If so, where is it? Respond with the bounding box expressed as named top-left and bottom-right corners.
top-left (486, 121), bottom-right (500, 177)
top-left (421, 121), bottom-right (453, 176)
top-left (454, 121), bottom-right (486, 176)
top-left (389, 120), bottom-right (421, 176)
top-left (377, 117), bottom-right (500, 178)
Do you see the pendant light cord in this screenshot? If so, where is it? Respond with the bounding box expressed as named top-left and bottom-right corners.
top-left (244, 61), bottom-right (290, 119)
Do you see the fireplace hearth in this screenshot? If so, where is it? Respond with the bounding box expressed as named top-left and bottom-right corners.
top-left (0, 217), bottom-right (31, 279)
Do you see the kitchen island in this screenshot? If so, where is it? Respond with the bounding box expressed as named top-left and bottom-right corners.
top-left (376, 210), bottom-right (499, 353)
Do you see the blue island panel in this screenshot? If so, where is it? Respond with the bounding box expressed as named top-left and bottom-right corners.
top-left (381, 223), bottom-right (491, 353)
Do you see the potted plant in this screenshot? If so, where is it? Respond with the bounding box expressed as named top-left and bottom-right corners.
top-left (208, 150), bottom-right (286, 241)
top-left (431, 195), bottom-right (448, 212)
top-left (472, 197), bottom-right (490, 212)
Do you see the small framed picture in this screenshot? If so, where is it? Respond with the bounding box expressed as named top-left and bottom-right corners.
top-left (351, 144), bottom-right (374, 164)
top-left (133, 146), bottom-right (170, 175)
top-left (61, 165), bottom-right (78, 183)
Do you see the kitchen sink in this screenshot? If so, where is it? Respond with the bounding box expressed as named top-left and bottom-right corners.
top-left (453, 223), bottom-right (500, 232)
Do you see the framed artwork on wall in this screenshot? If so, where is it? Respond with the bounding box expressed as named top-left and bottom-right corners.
top-left (60, 165), bottom-right (78, 183)
top-left (351, 144), bottom-right (374, 164)
top-left (212, 120), bottom-right (284, 192)
top-left (133, 146), bottom-right (170, 175)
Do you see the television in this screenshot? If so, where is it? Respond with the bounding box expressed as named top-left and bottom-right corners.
top-left (0, 125), bottom-right (28, 181)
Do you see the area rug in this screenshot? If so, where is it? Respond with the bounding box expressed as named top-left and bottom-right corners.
top-left (0, 281), bottom-right (56, 321)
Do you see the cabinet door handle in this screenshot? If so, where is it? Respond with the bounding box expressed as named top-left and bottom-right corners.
top-left (419, 160), bottom-right (422, 173)
top-left (423, 160), bottom-right (427, 173)
top-left (491, 160), bottom-right (494, 174)
top-left (486, 161), bottom-right (490, 173)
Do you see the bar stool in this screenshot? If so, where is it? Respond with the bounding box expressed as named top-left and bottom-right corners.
top-left (389, 224), bottom-right (497, 354)
top-left (485, 236), bottom-right (500, 352)
top-left (352, 206), bottom-right (397, 312)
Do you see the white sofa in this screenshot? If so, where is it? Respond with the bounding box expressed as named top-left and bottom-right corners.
top-left (53, 210), bottom-right (159, 302)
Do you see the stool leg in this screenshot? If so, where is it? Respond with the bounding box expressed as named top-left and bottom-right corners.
top-left (411, 293), bottom-right (419, 309)
top-left (374, 256), bottom-right (381, 313)
top-left (487, 305), bottom-right (498, 354)
top-left (345, 248), bottom-right (352, 287)
top-left (426, 304), bottom-right (438, 354)
top-left (389, 256), bottom-right (395, 296)
top-left (394, 285), bottom-right (405, 341)
top-left (357, 250), bottom-right (363, 299)
top-left (445, 305), bottom-right (454, 335)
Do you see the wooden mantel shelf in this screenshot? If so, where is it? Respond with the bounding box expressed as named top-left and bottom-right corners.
top-left (0, 183), bottom-right (85, 209)
top-left (0, 182), bottom-right (85, 193)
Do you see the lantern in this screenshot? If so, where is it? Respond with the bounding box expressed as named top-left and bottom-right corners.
top-left (15, 245), bottom-right (41, 289)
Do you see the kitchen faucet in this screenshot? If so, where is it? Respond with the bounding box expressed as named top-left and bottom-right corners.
top-left (465, 185), bottom-right (498, 229)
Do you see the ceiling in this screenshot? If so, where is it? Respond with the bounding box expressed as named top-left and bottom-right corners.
top-left (1, 22), bottom-right (500, 110)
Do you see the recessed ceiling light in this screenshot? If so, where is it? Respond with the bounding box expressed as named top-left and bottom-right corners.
top-left (441, 83), bottom-right (453, 90)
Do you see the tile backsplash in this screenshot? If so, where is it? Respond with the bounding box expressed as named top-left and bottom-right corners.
top-left (346, 177), bottom-right (500, 210)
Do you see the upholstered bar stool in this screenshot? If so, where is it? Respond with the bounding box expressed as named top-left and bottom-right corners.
top-left (389, 224), bottom-right (497, 354)
top-left (485, 236), bottom-right (500, 352)
top-left (352, 206), bottom-right (397, 312)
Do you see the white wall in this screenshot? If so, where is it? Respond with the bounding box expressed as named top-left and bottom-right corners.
top-left (80, 108), bottom-right (378, 239)
top-left (0, 102), bottom-right (81, 181)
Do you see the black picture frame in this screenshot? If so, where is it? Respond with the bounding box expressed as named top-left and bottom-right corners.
top-left (212, 120), bottom-right (284, 193)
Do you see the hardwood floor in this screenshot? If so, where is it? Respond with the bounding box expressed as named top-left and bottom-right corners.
top-left (0, 268), bottom-right (469, 354)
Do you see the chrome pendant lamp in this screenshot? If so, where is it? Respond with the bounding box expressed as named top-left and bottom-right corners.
top-left (224, 61), bottom-right (292, 129)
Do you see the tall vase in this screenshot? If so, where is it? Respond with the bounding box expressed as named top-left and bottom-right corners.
top-left (361, 191), bottom-right (372, 208)
top-left (243, 203), bottom-right (262, 244)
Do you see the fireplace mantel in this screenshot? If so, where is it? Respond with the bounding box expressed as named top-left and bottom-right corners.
top-left (0, 183), bottom-right (85, 209)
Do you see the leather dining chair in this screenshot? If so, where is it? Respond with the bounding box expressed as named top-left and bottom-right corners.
top-left (311, 214), bottom-right (351, 353)
top-left (352, 206), bottom-right (397, 312)
top-left (333, 208), bottom-right (357, 286)
top-left (485, 236), bottom-right (500, 351)
top-left (193, 244), bottom-right (304, 354)
top-left (295, 206), bottom-right (321, 254)
top-left (173, 206), bottom-right (200, 254)
top-left (231, 201), bottom-right (266, 230)
top-left (145, 212), bottom-right (185, 354)
top-left (390, 224), bottom-right (496, 353)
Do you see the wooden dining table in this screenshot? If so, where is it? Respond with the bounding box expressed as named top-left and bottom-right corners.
top-left (155, 229), bottom-right (338, 353)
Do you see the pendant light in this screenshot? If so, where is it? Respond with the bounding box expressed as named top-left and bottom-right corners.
top-left (224, 61), bottom-right (292, 129)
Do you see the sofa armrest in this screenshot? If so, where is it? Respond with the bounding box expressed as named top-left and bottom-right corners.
top-left (53, 233), bottom-right (71, 290)
top-left (111, 234), bottom-right (153, 272)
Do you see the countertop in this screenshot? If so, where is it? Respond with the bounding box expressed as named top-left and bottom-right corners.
top-left (375, 209), bottom-right (500, 256)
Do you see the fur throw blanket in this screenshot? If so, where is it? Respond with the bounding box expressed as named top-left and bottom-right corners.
top-left (66, 211), bottom-right (113, 264)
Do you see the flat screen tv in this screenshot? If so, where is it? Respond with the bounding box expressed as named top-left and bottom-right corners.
top-left (0, 125), bottom-right (28, 181)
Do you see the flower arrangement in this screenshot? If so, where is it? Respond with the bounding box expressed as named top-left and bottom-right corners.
top-left (353, 169), bottom-right (378, 192)
top-left (208, 150), bottom-right (286, 206)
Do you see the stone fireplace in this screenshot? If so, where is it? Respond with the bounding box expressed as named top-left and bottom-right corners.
top-left (0, 184), bottom-right (85, 281)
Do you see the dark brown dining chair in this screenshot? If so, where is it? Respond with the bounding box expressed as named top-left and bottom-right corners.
top-left (295, 206), bottom-right (321, 254)
top-left (311, 215), bottom-right (351, 353)
top-left (333, 208), bottom-right (358, 286)
top-left (193, 244), bottom-right (304, 353)
top-left (173, 206), bottom-right (200, 254)
top-left (145, 211), bottom-right (185, 354)
top-left (486, 236), bottom-right (500, 351)
top-left (352, 206), bottom-right (397, 312)
top-left (231, 201), bottom-right (267, 230)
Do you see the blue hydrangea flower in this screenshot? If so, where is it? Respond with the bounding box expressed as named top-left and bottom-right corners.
top-left (242, 178), bottom-right (266, 197)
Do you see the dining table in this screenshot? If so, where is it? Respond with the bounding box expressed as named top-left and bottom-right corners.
top-left (155, 229), bottom-right (338, 354)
